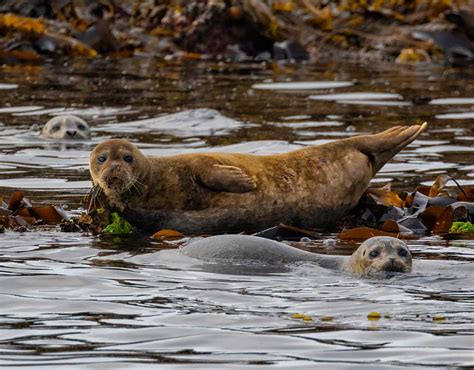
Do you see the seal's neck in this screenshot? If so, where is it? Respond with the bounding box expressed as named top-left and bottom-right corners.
top-left (139, 157), bottom-right (152, 189)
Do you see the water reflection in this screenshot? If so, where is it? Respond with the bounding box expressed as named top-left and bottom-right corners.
top-left (252, 81), bottom-right (354, 90)
top-left (99, 108), bottom-right (251, 137)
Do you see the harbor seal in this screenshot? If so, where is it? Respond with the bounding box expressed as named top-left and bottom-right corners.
top-left (89, 123), bottom-right (427, 234)
top-left (41, 115), bottom-right (91, 140)
top-left (181, 235), bottom-right (412, 277)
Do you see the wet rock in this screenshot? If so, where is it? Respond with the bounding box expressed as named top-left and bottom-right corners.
top-left (80, 20), bottom-right (120, 54)
top-left (0, 0), bottom-right (472, 64)
top-left (273, 40), bottom-right (309, 61)
top-left (0, 0), bottom-right (53, 18)
top-left (0, 41), bottom-right (42, 63)
top-left (34, 35), bottom-right (58, 53)
top-left (255, 51), bottom-right (272, 61)
top-left (416, 31), bottom-right (474, 66)
top-left (446, 9), bottom-right (474, 41)
top-left (224, 44), bottom-right (251, 62)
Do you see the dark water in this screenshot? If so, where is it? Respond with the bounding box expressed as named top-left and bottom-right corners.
top-left (0, 59), bottom-right (473, 368)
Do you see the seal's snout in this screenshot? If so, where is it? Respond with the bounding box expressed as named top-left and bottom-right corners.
top-left (382, 259), bottom-right (406, 273)
top-left (105, 170), bottom-right (125, 189)
top-left (107, 176), bottom-right (119, 187)
top-left (99, 160), bottom-right (135, 195)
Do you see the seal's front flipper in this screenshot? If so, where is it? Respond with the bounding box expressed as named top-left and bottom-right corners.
top-left (197, 164), bottom-right (256, 193)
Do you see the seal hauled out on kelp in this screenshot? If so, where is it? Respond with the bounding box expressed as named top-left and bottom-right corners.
top-left (180, 235), bottom-right (412, 278)
top-left (89, 123), bottom-right (427, 234)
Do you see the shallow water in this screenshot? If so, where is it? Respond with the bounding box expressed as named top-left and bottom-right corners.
top-left (0, 60), bottom-right (473, 368)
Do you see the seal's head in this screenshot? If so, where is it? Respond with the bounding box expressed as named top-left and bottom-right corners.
top-left (347, 236), bottom-right (412, 277)
top-left (90, 139), bottom-right (150, 208)
top-left (41, 115), bottom-right (90, 139)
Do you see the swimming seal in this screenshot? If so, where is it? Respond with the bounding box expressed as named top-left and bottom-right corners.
top-left (89, 123), bottom-right (427, 234)
top-left (181, 235), bottom-right (412, 277)
top-left (41, 115), bottom-right (90, 140)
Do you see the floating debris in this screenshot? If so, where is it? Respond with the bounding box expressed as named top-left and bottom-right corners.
top-left (102, 212), bottom-right (133, 235)
top-left (152, 229), bottom-right (185, 240)
top-left (367, 312), bottom-right (382, 320)
top-left (291, 313), bottom-right (313, 321)
top-left (450, 221), bottom-right (474, 234)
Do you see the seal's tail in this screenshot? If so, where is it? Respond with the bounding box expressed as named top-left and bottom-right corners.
top-left (352, 122), bottom-right (428, 175)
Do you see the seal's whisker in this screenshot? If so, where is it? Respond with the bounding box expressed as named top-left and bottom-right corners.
top-left (132, 176), bottom-right (145, 190)
top-left (132, 184), bottom-right (142, 195)
top-left (130, 178), bottom-right (144, 194)
top-left (122, 176), bottom-right (144, 195)
top-left (132, 177), bottom-right (145, 188)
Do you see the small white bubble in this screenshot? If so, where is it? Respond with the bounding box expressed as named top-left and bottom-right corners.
top-left (346, 125), bottom-right (356, 132)
top-left (323, 239), bottom-right (336, 249)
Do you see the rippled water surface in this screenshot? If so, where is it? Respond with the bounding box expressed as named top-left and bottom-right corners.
top-left (0, 60), bottom-right (473, 368)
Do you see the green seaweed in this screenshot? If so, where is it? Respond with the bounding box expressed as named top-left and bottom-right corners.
top-left (103, 212), bottom-right (133, 235)
top-left (450, 221), bottom-right (474, 234)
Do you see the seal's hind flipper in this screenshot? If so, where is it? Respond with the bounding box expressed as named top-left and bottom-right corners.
top-left (197, 164), bottom-right (257, 193)
top-left (353, 122), bottom-right (427, 175)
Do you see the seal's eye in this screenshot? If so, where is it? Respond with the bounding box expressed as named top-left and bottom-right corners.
top-left (52, 125), bottom-right (60, 132)
top-left (97, 155), bottom-right (107, 164)
top-left (369, 250), bottom-right (379, 258)
top-left (77, 124), bottom-right (86, 130)
top-left (123, 155), bottom-right (133, 164)
top-left (398, 248), bottom-right (408, 257)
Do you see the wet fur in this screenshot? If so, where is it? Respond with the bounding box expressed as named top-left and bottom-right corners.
top-left (90, 123), bottom-right (427, 234)
top-left (181, 235), bottom-right (412, 277)
top-left (344, 236), bottom-right (412, 276)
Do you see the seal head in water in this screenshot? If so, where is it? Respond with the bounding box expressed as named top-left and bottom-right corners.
top-left (345, 236), bottom-right (412, 276)
top-left (41, 115), bottom-right (90, 140)
top-left (180, 235), bottom-right (412, 278)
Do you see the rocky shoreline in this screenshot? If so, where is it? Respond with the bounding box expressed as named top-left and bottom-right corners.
top-left (0, 0), bottom-right (473, 65)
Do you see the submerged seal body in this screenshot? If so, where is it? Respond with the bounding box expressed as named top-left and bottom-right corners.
top-left (181, 235), bottom-right (412, 277)
top-left (89, 123), bottom-right (427, 234)
top-left (41, 115), bottom-right (90, 140)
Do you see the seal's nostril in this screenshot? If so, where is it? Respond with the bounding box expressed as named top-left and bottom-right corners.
top-left (66, 130), bottom-right (77, 137)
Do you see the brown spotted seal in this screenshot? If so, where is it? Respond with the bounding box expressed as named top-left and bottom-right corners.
top-left (41, 115), bottom-right (90, 139)
top-left (89, 123), bottom-right (427, 234)
top-left (180, 235), bottom-right (412, 277)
